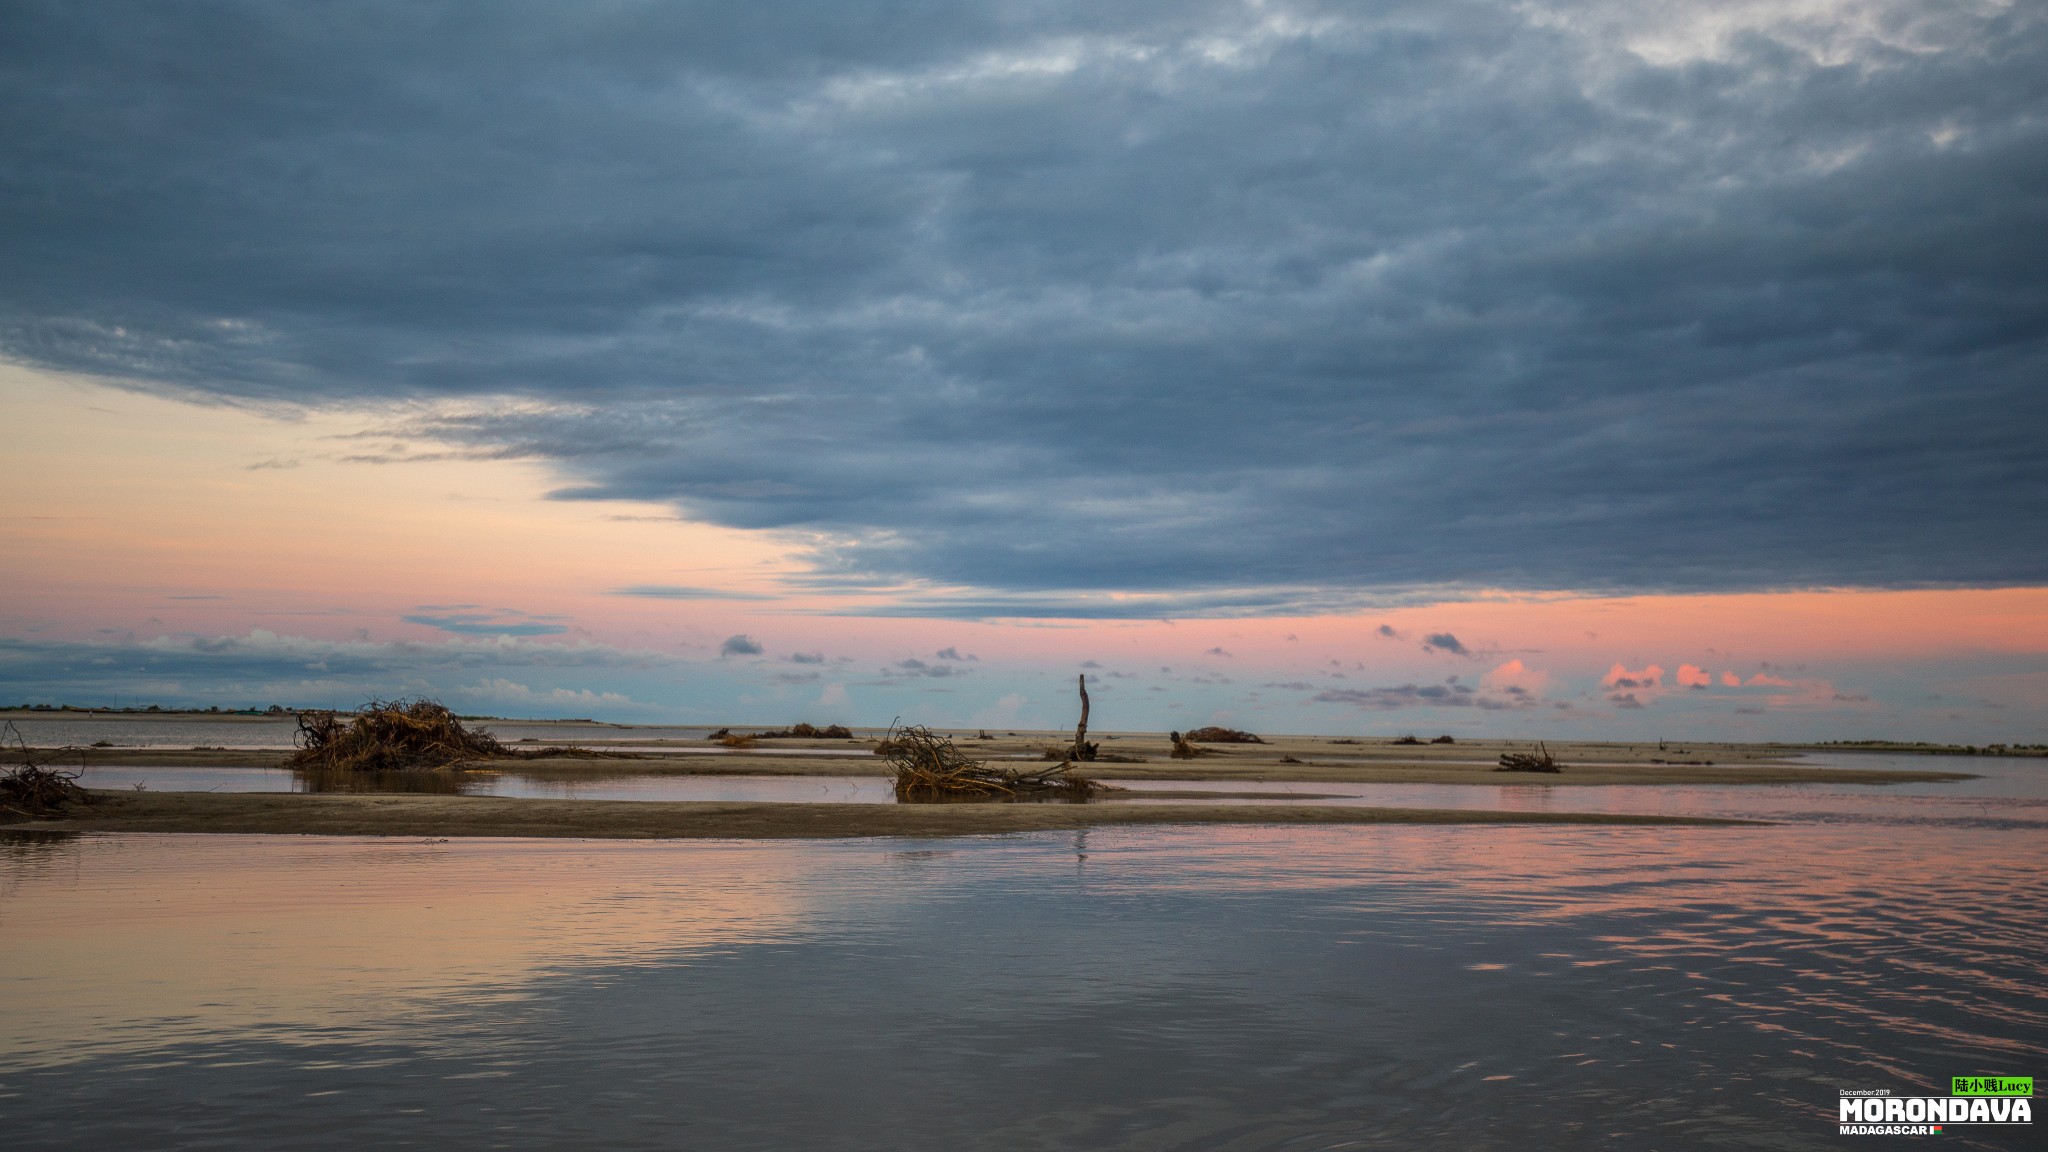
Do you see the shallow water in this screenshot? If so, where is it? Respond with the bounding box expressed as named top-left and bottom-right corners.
top-left (3, 756), bottom-right (2044, 1149)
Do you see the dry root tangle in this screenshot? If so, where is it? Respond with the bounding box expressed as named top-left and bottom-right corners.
top-left (884, 724), bottom-right (1110, 802)
top-left (1497, 742), bottom-right (1564, 773)
top-left (1, 721), bottom-right (92, 819)
top-left (287, 699), bottom-right (638, 772)
top-left (1182, 726), bottom-right (1263, 744)
top-left (289, 699), bottom-right (508, 772)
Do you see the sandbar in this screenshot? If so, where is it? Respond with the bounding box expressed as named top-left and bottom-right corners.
top-left (5, 744), bottom-right (1974, 787)
top-left (4, 790), bottom-right (1760, 840)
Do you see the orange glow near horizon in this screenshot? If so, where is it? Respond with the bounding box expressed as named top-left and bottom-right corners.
top-left (5, 366), bottom-right (2045, 736)
top-left (9, 364), bottom-right (2048, 664)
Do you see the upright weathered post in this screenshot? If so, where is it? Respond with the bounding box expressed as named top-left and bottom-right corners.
top-left (1071, 674), bottom-right (1097, 761)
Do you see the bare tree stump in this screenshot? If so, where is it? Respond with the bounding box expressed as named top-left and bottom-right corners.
top-left (1071, 674), bottom-right (1098, 761)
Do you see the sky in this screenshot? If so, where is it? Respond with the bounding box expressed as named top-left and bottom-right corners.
top-left (2, 0), bottom-right (2044, 740)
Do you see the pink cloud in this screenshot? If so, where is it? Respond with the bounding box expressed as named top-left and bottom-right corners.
top-left (1720, 671), bottom-right (1742, 687)
top-left (1482, 658), bottom-right (1550, 699)
top-left (1677, 663), bottom-right (1712, 688)
top-left (1602, 662), bottom-right (1664, 690)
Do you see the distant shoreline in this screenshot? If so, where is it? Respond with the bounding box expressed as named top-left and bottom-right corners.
top-left (3, 708), bottom-right (2037, 759)
top-left (4, 732), bottom-right (1980, 787)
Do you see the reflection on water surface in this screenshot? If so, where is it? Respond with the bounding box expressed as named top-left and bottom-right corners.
top-left (60, 752), bottom-right (2048, 832)
top-left (3, 760), bottom-right (2046, 1150)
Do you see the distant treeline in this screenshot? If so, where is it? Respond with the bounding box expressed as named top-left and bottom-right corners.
top-left (1807, 739), bottom-right (2048, 756)
top-left (6, 703), bottom-right (293, 715)
top-left (2, 703), bottom-right (590, 723)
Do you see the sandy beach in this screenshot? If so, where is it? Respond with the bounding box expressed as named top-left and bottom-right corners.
top-left (0, 719), bottom-right (1977, 788)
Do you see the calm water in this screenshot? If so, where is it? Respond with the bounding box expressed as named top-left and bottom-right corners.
top-left (3, 757), bottom-right (2044, 1149)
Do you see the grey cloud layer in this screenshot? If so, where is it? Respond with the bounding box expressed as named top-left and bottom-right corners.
top-left (0, 632), bottom-right (676, 703)
top-left (4, 1), bottom-right (2043, 602)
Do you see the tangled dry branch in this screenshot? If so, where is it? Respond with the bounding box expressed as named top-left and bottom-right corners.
top-left (287, 699), bottom-right (641, 772)
top-left (1, 721), bottom-right (92, 819)
top-left (1497, 742), bottom-right (1565, 773)
top-left (1182, 726), bottom-right (1264, 744)
top-left (883, 725), bottom-right (1110, 802)
top-left (288, 699), bottom-right (508, 772)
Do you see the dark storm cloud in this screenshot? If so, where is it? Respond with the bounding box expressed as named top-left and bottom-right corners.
top-left (719, 634), bottom-right (763, 657)
top-left (1313, 682), bottom-right (1479, 709)
top-left (1313, 674), bottom-right (1535, 711)
top-left (889, 658), bottom-right (967, 678)
top-left (1422, 633), bottom-right (1468, 656)
top-left (4, 1), bottom-right (2045, 606)
top-left (402, 611), bottom-right (569, 637)
top-left (0, 632), bottom-right (698, 714)
top-left (610, 585), bottom-right (775, 601)
top-left (815, 586), bottom-right (1424, 619)
top-left (0, 632), bottom-right (673, 701)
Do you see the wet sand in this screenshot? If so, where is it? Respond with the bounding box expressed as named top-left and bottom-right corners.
top-left (5, 790), bottom-right (1757, 839)
top-left (4, 743), bottom-right (1972, 786)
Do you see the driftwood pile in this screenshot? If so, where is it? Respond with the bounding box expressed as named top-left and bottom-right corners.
top-left (1497, 743), bottom-right (1564, 773)
top-left (290, 700), bottom-right (509, 771)
top-left (1183, 726), bottom-right (1263, 744)
top-left (288, 699), bottom-right (638, 772)
top-left (1, 722), bottom-right (91, 819)
top-left (718, 723), bottom-right (853, 744)
top-left (1169, 731), bottom-right (1220, 759)
top-left (884, 725), bottom-right (1109, 802)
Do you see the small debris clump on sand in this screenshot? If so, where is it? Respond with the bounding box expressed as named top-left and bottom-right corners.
top-left (1040, 745), bottom-right (1146, 763)
top-left (885, 725), bottom-right (1110, 802)
top-left (1, 721), bottom-right (92, 819)
top-left (1497, 743), bottom-right (1564, 773)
